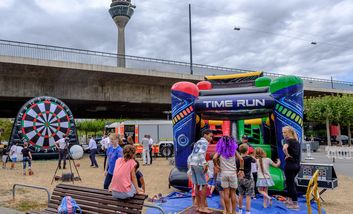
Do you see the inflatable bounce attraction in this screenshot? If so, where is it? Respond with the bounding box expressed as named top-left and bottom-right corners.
top-left (7, 96), bottom-right (79, 159)
top-left (169, 71), bottom-right (303, 191)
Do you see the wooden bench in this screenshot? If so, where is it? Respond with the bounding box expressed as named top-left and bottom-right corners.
top-left (27, 183), bottom-right (154, 214)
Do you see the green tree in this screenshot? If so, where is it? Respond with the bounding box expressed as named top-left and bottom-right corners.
top-left (335, 95), bottom-right (353, 146)
top-left (305, 96), bottom-right (335, 146)
top-left (0, 119), bottom-right (13, 142)
top-left (305, 95), bottom-right (353, 146)
top-left (76, 119), bottom-right (107, 143)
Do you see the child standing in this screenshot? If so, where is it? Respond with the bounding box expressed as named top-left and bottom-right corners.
top-left (21, 142), bottom-right (32, 175)
top-left (2, 147), bottom-right (9, 169)
top-left (10, 142), bottom-right (18, 169)
top-left (187, 130), bottom-right (213, 214)
top-left (237, 144), bottom-right (256, 214)
top-left (213, 156), bottom-right (226, 210)
top-left (213, 136), bottom-right (244, 214)
top-left (135, 160), bottom-right (145, 192)
top-left (255, 148), bottom-right (281, 208)
top-left (249, 149), bottom-right (258, 197)
top-left (103, 134), bottom-right (123, 189)
top-left (207, 153), bottom-right (215, 195)
top-left (110, 145), bottom-right (144, 199)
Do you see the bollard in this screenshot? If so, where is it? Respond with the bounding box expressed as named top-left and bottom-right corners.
top-left (305, 143), bottom-right (314, 160)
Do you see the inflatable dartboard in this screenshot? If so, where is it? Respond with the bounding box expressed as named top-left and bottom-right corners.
top-left (9, 96), bottom-right (79, 154)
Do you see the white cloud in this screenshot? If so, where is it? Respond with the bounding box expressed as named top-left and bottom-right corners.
top-left (0, 0), bottom-right (15, 8)
top-left (0, 0), bottom-right (353, 82)
top-left (34, 0), bottom-right (109, 13)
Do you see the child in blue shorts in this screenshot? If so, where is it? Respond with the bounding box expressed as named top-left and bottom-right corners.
top-left (187, 130), bottom-right (213, 214)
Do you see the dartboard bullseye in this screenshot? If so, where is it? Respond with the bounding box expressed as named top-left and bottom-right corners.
top-left (9, 96), bottom-right (78, 156)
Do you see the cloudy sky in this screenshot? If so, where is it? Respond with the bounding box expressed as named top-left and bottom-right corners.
top-left (1, 0), bottom-right (353, 82)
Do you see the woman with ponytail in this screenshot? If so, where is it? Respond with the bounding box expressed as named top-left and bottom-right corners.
top-left (110, 145), bottom-right (144, 199)
top-left (213, 136), bottom-right (244, 214)
top-left (282, 126), bottom-right (301, 210)
top-left (255, 148), bottom-right (280, 208)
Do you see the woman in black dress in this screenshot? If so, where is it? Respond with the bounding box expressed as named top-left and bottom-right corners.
top-left (282, 126), bottom-right (301, 210)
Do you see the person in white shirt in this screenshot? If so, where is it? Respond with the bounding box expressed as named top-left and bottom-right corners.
top-left (55, 136), bottom-right (69, 169)
top-left (89, 136), bottom-right (98, 168)
top-left (148, 135), bottom-right (154, 165)
top-left (141, 135), bottom-right (150, 165)
top-left (100, 134), bottom-right (111, 170)
top-left (10, 141), bottom-right (19, 169)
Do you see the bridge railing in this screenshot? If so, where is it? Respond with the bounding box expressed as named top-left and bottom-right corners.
top-left (1, 39), bottom-right (353, 91)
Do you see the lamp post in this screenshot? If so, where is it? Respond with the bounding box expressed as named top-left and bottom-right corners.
top-left (189, 4), bottom-right (193, 75)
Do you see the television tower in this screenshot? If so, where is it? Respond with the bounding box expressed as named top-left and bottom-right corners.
top-left (109, 0), bottom-right (136, 67)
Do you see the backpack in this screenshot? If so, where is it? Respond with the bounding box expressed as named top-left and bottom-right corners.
top-left (57, 196), bottom-right (82, 214)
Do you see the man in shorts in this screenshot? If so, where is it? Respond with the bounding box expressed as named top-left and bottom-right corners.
top-left (187, 129), bottom-right (213, 214)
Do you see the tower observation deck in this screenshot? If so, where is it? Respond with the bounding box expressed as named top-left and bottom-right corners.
top-left (109, 0), bottom-right (136, 67)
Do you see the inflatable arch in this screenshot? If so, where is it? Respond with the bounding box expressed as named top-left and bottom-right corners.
top-left (169, 72), bottom-right (303, 191)
top-left (8, 96), bottom-right (79, 159)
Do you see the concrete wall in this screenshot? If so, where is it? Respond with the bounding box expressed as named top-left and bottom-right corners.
top-left (0, 56), bottom-right (203, 103)
top-left (0, 56), bottom-right (203, 118)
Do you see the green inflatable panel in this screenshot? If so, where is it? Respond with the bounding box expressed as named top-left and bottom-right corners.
top-left (269, 166), bottom-right (285, 191)
top-left (255, 77), bottom-right (272, 87)
top-left (270, 75), bottom-right (303, 93)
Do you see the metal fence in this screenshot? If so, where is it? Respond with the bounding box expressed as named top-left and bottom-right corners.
top-left (1, 39), bottom-right (353, 91)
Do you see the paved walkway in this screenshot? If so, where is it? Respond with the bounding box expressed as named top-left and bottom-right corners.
top-left (301, 146), bottom-right (353, 178)
top-left (0, 207), bottom-right (24, 214)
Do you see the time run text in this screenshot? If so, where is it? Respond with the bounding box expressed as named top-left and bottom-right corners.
top-left (203, 99), bottom-right (266, 108)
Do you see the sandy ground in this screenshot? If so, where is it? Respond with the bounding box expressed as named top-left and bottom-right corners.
top-left (0, 155), bottom-right (174, 212)
top-left (0, 155), bottom-right (352, 213)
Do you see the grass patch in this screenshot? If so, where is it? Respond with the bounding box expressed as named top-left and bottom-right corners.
top-left (16, 188), bottom-right (30, 194)
top-left (14, 200), bottom-right (47, 212)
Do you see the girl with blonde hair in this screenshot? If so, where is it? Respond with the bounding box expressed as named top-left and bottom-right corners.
top-left (255, 148), bottom-right (280, 208)
top-left (282, 126), bottom-right (301, 210)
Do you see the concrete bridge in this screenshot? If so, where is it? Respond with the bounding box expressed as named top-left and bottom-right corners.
top-left (1, 39), bottom-right (352, 118)
top-left (0, 55), bottom-right (202, 118)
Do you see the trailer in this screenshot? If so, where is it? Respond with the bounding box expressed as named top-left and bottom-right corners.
top-left (105, 120), bottom-right (174, 157)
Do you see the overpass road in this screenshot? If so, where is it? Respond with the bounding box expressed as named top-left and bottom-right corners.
top-left (0, 56), bottom-right (202, 118)
top-left (1, 39), bottom-right (353, 118)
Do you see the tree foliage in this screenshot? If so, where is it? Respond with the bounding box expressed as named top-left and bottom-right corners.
top-left (0, 119), bottom-right (13, 142)
top-left (76, 119), bottom-right (113, 143)
top-left (305, 95), bottom-right (353, 146)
